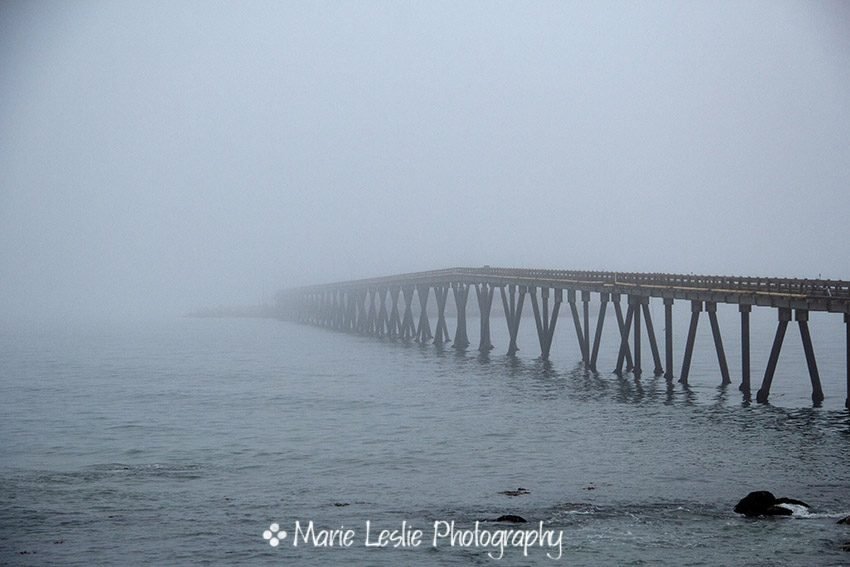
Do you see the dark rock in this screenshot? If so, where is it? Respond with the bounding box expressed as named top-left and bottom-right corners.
top-left (837, 515), bottom-right (850, 525)
top-left (734, 491), bottom-right (776, 516)
top-left (734, 491), bottom-right (810, 517)
top-left (499, 488), bottom-right (530, 497)
top-left (492, 514), bottom-right (527, 523)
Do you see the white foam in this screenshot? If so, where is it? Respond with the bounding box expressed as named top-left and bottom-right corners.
top-left (776, 503), bottom-right (812, 517)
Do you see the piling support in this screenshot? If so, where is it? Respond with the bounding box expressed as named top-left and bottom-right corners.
top-left (582, 291), bottom-right (591, 363)
top-left (589, 293), bottom-right (609, 372)
top-left (845, 313), bottom-right (850, 410)
top-left (319, 292), bottom-right (327, 327)
top-left (335, 292), bottom-right (342, 329)
top-left (452, 283), bottom-right (470, 349)
top-left (342, 290), bottom-right (352, 333)
top-left (359, 290), bottom-right (369, 332)
top-left (476, 283), bottom-right (495, 352)
top-left (663, 298), bottom-right (674, 379)
top-left (349, 291), bottom-right (359, 331)
top-left (706, 302), bottom-right (731, 385)
top-left (400, 287), bottom-right (416, 340)
top-left (642, 300), bottom-right (663, 376)
top-left (365, 289), bottom-right (378, 335)
top-left (328, 290), bottom-right (338, 329)
top-left (358, 290), bottom-right (370, 333)
top-left (796, 310), bottom-right (824, 404)
top-left (375, 288), bottom-right (388, 337)
top-left (615, 303), bottom-right (635, 375)
top-left (332, 291), bottom-right (342, 331)
top-left (756, 308), bottom-right (791, 403)
top-left (388, 287), bottom-right (401, 338)
top-left (329, 291), bottom-right (338, 329)
top-left (500, 284), bottom-right (526, 355)
top-left (612, 294), bottom-right (634, 372)
top-left (530, 287), bottom-right (543, 354)
top-left (433, 285), bottom-right (451, 344)
top-left (679, 301), bottom-right (702, 385)
top-left (348, 289), bottom-right (364, 333)
top-left (632, 296), bottom-right (642, 377)
top-left (568, 290), bottom-right (588, 364)
top-left (415, 285), bottom-right (433, 343)
top-left (530, 287), bottom-right (561, 360)
top-left (739, 304), bottom-right (751, 396)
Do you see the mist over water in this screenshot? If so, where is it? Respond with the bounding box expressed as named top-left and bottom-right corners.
top-left (2, 2), bottom-right (850, 565)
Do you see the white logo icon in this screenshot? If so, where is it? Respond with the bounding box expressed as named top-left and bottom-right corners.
top-left (262, 523), bottom-right (287, 547)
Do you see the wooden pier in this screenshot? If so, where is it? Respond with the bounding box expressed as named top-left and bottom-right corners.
top-left (275, 267), bottom-right (850, 408)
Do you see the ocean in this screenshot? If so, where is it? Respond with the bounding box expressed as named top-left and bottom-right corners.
top-left (2, 303), bottom-right (849, 565)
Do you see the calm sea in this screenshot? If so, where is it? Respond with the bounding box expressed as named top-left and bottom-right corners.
top-left (2, 303), bottom-right (849, 565)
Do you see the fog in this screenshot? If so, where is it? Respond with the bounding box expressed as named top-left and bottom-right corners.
top-left (1, 1), bottom-right (849, 322)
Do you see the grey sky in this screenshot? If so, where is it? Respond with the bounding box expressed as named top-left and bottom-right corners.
top-left (1, 1), bottom-right (849, 321)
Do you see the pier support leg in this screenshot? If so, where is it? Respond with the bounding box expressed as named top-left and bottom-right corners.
top-left (613, 294), bottom-right (634, 372)
top-left (452, 283), bottom-right (470, 349)
top-left (334, 292), bottom-right (343, 329)
top-left (500, 285), bottom-right (526, 355)
top-left (796, 310), bottom-right (824, 404)
top-left (569, 290), bottom-right (588, 365)
top-left (433, 286), bottom-right (450, 344)
top-left (739, 304), bottom-right (751, 397)
top-left (366, 289), bottom-right (378, 335)
top-left (642, 300), bottom-right (664, 376)
top-left (329, 292), bottom-right (338, 329)
top-left (375, 288), bottom-right (388, 336)
top-left (582, 291), bottom-right (591, 364)
top-left (589, 293), bottom-right (609, 372)
top-left (680, 301), bottom-right (702, 385)
top-left (664, 298), bottom-right (674, 380)
top-left (756, 308), bottom-right (791, 403)
top-left (530, 287), bottom-right (561, 360)
top-left (615, 303), bottom-right (635, 375)
top-left (388, 287), bottom-right (401, 338)
top-left (415, 285), bottom-right (433, 343)
top-left (400, 287), bottom-right (416, 340)
top-left (633, 296), bottom-right (642, 378)
top-left (706, 302), bottom-right (731, 385)
top-left (846, 313), bottom-right (850, 410)
top-left (357, 291), bottom-right (369, 333)
top-left (476, 283), bottom-right (495, 352)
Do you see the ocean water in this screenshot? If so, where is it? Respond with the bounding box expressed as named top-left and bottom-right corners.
top-left (1, 304), bottom-right (850, 566)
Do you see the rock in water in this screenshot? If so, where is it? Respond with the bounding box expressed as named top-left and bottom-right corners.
top-left (498, 488), bottom-right (530, 497)
top-left (734, 491), bottom-right (810, 517)
top-left (734, 491), bottom-right (777, 516)
top-left (493, 515), bottom-right (528, 523)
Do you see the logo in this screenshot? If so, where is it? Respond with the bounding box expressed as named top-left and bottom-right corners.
top-left (262, 523), bottom-right (288, 547)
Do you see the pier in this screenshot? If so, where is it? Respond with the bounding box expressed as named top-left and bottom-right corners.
top-left (275, 267), bottom-right (850, 408)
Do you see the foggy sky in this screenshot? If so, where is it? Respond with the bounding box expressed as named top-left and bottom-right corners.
top-left (1, 1), bottom-right (849, 322)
